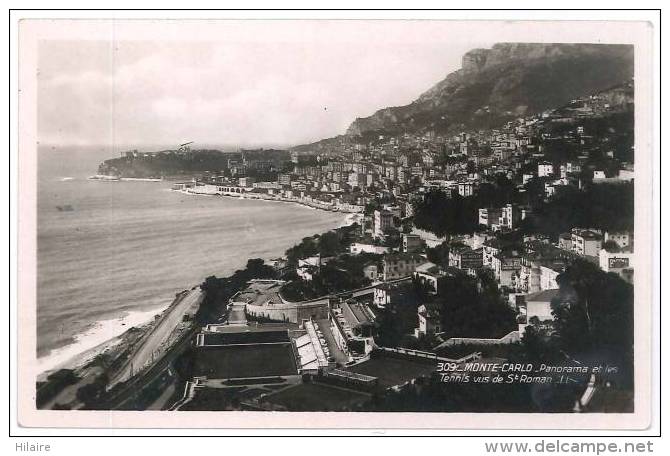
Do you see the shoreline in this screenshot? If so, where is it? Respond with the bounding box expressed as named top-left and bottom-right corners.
top-left (37, 306), bottom-right (168, 379)
top-left (37, 195), bottom-right (356, 378)
top-left (172, 187), bottom-right (365, 216)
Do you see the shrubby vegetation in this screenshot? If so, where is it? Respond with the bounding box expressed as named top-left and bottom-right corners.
top-left (432, 269), bottom-right (518, 339)
top-left (526, 183), bottom-right (633, 238)
top-left (373, 283), bottom-right (422, 349)
top-left (285, 224), bottom-right (359, 265)
top-left (413, 179), bottom-right (632, 241)
top-left (99, 149), bottom-right (290, 179)
top-left (280, 253), bottom-right (378, 301)
top-left (413, 191), bottom-right (479, 236)
top-left (197, 258), bottom-right (275, 324)
top-left (361, 375), bottom-right (544, 412)
top-left (413, 177), bottom-right (520, 237)
top-left (550, 260), bottom-right (634, 387)
top-left (425, 241), bottom-right (450, 268)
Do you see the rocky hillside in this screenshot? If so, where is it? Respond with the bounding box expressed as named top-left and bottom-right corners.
top-left (344, 43), bottom-right (633, 139)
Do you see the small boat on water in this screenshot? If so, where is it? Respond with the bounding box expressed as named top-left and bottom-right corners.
top-left (56, 205), bottom-right (74, 212)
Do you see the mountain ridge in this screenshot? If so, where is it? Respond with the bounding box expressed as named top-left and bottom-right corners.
top-left (294, 42), bottom-right (633, 151)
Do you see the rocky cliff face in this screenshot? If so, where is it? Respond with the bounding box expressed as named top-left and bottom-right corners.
top-left (345, 43), bottom-right (633, 137)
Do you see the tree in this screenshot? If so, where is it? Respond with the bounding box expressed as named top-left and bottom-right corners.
top-left (413, 190), bottom-right (479, 237)
top-left (197, 258), bottom-right (275, 324)
top-left (318, 231), bottom-right (342, 257)
top-left (551, 259), bottom-right (634, 386)
top-left (401, 218), bottom-right (414, 234)
top-left (517, 325), bottom-right (561, 365)
top-left (426, 242), bottom-right (450, 268)
top-left (602, 240), bottom-right (620, 252)
top-left (530, 183), bottom-right (633, 239)
top-left (434, 269), bottom-right (517, 339)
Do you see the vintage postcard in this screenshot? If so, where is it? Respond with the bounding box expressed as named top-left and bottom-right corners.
top-left (14, 16), bottom-right (657, 431)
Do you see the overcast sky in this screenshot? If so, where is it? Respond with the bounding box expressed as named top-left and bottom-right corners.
top-left (37, 21), bottom-right (489, 149)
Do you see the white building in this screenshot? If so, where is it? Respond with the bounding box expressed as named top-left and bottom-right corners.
top-left (571, 229), bottom-right (603, 257)
top-left (382, 253), bottom-right (428, 281)
top-left (599, 248), bottom-right (634, 284)
top-left (373, 209), bottom-right (394, 239)
top-left (457, 182), bottom-right (475, 197)
top-left (498, 204), bottom-right (519, 231)
top-left (539, 265), bottom-right (561, 291)
top-left (538, 162), bottom-right (554, 177)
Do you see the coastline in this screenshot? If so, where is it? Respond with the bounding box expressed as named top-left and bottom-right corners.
top-left (37, 197), bottom-right (356, 378)
top-left (37, 306), bottom-right (167, 379)
top-left (172, 187), bottom-right (365, 217)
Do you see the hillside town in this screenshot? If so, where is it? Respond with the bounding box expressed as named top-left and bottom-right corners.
top-left (37, 76), bottom-right (636, 414)
top-left (169, 79), bottom-right (634, 296)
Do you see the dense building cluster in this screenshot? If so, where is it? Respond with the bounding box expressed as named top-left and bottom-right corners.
top-left (171, 80), bottom-right (634, 347)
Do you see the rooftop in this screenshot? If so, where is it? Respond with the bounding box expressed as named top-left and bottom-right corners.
top-left (383, 252), bottom-right (426, 263)
top-left (414, 261), bottom-right (444, 275)
top-left (525, 288), bottom-right (560, 303)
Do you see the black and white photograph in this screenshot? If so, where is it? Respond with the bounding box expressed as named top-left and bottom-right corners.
top-left (11, 12), bottom-right (659, 436)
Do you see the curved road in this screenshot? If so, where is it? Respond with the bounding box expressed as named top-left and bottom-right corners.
top-left (111, 289), bottom-right (203, 385)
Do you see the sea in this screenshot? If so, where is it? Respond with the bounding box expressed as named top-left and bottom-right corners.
top-left (37, 146), bottom-right (345, 373)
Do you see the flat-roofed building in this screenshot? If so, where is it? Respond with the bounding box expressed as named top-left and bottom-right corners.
top-left (538, 162), bottom-right (554, 177)
top-left (571, 228), bottom-right (603, 257)
top-left (373, 280), bottom-right (418, 308)
top-left (402, 234), bottom-right (423, 253)
top-left (599, 248), bottom-right (634, 284)
top-left (449, 246), bottom-right (483, 271)
top-left (498, 204), bottom-right (520, 231)
top-left (492, 255), bottom-right (523, 289)
top-left (373, 209), bottom-right (394, 239)
top-left (457, 181), bottom-right (475, 197)
top-left (382, 253), bottom-right (428, 281)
